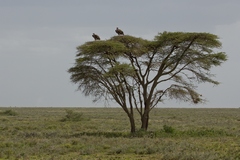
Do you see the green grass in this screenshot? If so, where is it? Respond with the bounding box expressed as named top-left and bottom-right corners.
top-left (60, 109), bottom-right (84, 122)
top-left (0, 107), bottom-right (239, 159)
top-left (0, 109), bottom-right (18, 116)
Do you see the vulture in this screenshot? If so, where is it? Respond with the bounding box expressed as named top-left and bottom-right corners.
top-left (115, 27), bottom-right (124, 35)
top-left (92, 33), bottom-right (100, 40)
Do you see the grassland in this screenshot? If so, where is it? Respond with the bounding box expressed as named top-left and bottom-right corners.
top-left (0, 107), bottom-right (239, 160)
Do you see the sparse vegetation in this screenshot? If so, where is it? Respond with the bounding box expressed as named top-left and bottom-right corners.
top-left (60, 109), bottom-right (83, 122)
top-left (0, 109), bottom-right (18, 116)
top-left (0, 107), bottom-right (239, 159)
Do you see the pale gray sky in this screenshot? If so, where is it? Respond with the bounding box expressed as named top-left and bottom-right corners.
top-left (0, 0), bottom-right (239, 108)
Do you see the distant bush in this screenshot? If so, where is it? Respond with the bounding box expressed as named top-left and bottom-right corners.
top-left (163, 125), bottom-right (175, 134)
top-left (61, 109), bottom-right (83, 122)
top-left (0, 109), bottom-right (18, 116)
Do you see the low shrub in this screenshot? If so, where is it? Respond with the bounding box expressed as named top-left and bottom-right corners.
top-left (60, 109), bottom-right (83, 122)
top-left (0, 109), bottom-right (18, 116)
top-left (163, 125), bottom-right (175, 134)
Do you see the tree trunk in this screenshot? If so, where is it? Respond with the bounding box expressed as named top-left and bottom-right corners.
top-left (141, 111), bottom-right (149, 131)
top-left (128, 114), bottom-right (136, 133)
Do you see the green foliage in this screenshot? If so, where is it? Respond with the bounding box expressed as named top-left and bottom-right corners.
top-left (0, 109), bottom-right (18, 116)
top-left (60, 109), bottom-right (83, 122)
top-left (163, 125), bottom-right (175, 133)
top-left (110, 35), bottom-right (149, 56)
top-left (77, 40), bottom-right (126, 57)
top-left (106, 63), bottom-right (135, 77)
top-left (154, 31), bottom-right (222, 48)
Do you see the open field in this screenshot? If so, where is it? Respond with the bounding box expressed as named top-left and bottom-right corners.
top-left (0, 107), bottom-right (240, 160)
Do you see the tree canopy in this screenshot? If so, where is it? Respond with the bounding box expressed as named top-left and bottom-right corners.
top-left (68, 31), bottom-right (227, 132)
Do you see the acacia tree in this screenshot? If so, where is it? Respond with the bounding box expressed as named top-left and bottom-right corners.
top-left (68, 32), bottom-right (227, 133)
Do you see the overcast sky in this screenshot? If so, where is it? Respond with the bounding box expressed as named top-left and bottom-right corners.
top-left (0, 0), bottom-right (239, 108)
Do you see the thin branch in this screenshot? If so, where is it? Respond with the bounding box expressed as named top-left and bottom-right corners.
top-left (157, 61), bottom-right (192, 84)
top-left (162, 37), bottom-right (198, 76)
top-left (147, 45), bottom-right (176, 85)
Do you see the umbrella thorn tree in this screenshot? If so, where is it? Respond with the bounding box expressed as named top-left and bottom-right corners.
top-left (68, 32), bottom-right (227, 133)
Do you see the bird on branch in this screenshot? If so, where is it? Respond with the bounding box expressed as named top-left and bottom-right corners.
top-left (115, 27), bottom-right (124, 35)
top-left (92, 33), bottom-right (100, 40)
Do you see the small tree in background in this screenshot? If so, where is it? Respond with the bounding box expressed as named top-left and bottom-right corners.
top-left (68, 31), bottom-right (227, 133)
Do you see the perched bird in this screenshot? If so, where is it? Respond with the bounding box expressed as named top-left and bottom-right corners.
top-left (92, 33), bottom-right (100, 40)
top-left (115, 27), bottom-right (124, 35)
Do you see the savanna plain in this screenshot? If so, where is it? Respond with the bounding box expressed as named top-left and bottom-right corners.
top-left (0, 107), bottom-right (239, 160)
